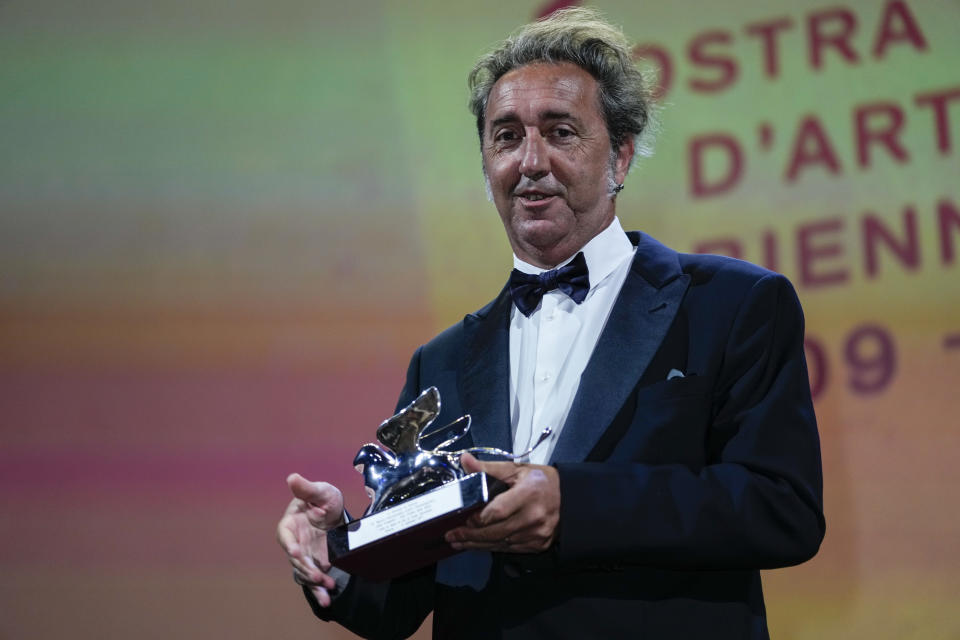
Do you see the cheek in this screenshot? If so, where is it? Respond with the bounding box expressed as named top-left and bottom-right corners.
top-left (562, 166), bottom-right (600, 198)
top-left (489, 164), bottom-right (519, 197)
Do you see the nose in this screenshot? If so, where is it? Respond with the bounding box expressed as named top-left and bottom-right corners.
top-left (519, 129), bottom-right (549, 181)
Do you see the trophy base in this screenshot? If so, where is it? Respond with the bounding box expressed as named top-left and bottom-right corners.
top-left (327, 471), bottom-right (506, 581)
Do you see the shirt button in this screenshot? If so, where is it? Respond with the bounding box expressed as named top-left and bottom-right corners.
top-left (541, 372), bottom-right (551, 381)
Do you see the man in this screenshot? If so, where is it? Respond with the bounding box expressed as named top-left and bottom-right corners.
top-left (277, 8), bottom-right (824, 639)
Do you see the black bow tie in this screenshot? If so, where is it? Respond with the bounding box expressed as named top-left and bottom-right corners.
top-left (509, 252), bottom-right (590, 317)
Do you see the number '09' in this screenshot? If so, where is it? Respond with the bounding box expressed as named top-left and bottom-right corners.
top-left (804, 324), bottom-right (897, 399)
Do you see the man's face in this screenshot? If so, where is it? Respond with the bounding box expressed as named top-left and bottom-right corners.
top-left (482, 61), bottom-right (633, 268)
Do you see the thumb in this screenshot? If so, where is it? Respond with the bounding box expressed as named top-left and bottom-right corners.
top-left (287, 473), bottom-right (342, 509)
top-left (460, 452), bottom-right (521, 484)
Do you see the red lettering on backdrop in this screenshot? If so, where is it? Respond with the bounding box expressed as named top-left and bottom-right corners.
top-left (744, 17), bottom-right (794, 79)
top-left (692, 238), bottom-right (743, 259)
top-left (862, 207), bottom-right (920, 278)
top-left (634, 44), bottom-right (673, 101)
top-left (757, 122), bottom-right (774, 150)
top-left (938, 199), bottom-right (960, 266)
top-left (534, 0), bottom-right (580, 20)
top-left (845, 325), bottom-right (897, 394)
top-left (915, 87), bottom-right (960, 154)
top-left (627, 3), bottom-right (930, 100)
top-left (807, 7), bottom-right (859, 70)
top-left (855, 102), bottom-right (908, 167)
top-left (873, 0), bottom-right (928, 58)
top-left (689, 134), bottom-right (743, 198)
top-left (785, 115), bottom-right (842, 182)
top-left (687, 31), bottom-right (738, 93)
top-left (797, 217), bottom-right (849, 288)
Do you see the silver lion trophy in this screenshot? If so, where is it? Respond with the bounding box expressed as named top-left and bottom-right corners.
top-left (326, 387), bottom-right (551, 581)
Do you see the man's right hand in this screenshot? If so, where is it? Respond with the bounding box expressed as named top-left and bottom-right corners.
top-left (276, 473), bottom-right (346, 607)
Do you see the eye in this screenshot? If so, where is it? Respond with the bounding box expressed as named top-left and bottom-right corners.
top-left (550, 127), bottom-right (576, 140)
top-left (493, 129), bottom-right (520, 144)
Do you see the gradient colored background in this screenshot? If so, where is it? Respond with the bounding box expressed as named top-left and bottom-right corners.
top-left (1, 1), bottom-right (957, 638)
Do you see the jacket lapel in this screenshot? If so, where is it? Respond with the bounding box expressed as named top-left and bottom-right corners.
top-left (459, 287), bottom-right (514, 452)
top-left (549, 232), bottom-right (690, 463)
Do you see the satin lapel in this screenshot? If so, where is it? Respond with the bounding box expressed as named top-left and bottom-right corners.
top-left (549, 239), bottom-right (691, 463)
top-left (459, 288), bottom-right (514, 452)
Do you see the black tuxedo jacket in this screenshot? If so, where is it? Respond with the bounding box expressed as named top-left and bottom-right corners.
top-left (311, 232), bottom-right (825, 639)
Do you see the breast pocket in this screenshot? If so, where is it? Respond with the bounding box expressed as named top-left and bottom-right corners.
top-left (609, 375), bottom-right (716, 466)
top-left (640, 374), bottom-right (714, 400)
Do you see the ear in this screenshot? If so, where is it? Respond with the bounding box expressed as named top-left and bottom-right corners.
top-left (613, 137), bottom-right (635, 185)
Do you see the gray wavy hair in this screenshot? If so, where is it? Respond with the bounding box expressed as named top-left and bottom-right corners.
top-left (467, 7), bottom-right (654, 165)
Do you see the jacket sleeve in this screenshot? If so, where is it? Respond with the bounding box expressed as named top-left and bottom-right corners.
top-left (304, 345), bottom-right (437, 640)
top-left (304, 565), bottom-right (434, 640)
top-left (554, 272), bottom-right (825, 570)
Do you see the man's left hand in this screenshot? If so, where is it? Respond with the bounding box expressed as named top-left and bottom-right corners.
top-left (444, 452), bottom-right (560, 554)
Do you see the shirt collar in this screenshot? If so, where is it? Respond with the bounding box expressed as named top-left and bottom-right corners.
top-left (511, 216), bottom-right (634, 290)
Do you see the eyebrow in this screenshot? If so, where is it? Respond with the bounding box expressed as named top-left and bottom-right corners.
top-left (488, 110), bottom-right (583, 130)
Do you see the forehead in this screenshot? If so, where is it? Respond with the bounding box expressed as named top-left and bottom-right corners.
top-left (485, 62), bottom-right (601, 127)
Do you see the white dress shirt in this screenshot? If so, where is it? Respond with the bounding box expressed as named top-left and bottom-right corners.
top-left (510, 217), bottom-right (636, 464)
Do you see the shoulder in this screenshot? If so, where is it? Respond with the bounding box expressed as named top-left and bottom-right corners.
top-left (676, 252), bottom-right (805, 338)
top-left (628, 230), bottom-right (784, 292)
top-left (628, 230), bottom-right (802, 320)
top-left (420, 320), bottom-right (467, 357)
top-left (678, 251), bottom-right (783, 290)
top-left (416, 288), bottom-right (509, 361)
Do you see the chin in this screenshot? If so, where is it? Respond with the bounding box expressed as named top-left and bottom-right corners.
top-left (515, 226), bottom-right (566, 250)
top-left (515, 214), bottom-right (570, 234)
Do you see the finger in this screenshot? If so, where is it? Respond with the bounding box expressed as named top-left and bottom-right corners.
top-left (278, 518), bottom-right (330, 583)
top-left (306, 530), bottom-right (333, 573)
top-left (447, 539), bottom-right (525, 552)
top-left (276, 516), bottom-right (301, 551)
top-left (283, 538), bottom-right (319, 581)
top-left (293, 567), bottom-right (335, 589)
top-left (291, 550), bottom-right (337, 588)
top-left (309, 585), bottom-right (333, 608)
top-left (468, 487), bottom-right (525, 529)
top-left (287, 476), bottom-right (345, 529)
top-left (452, 538), bottom-right (546, 553)
top-left (460, 452), bottom-right (522, 484)
top-left (303, 507), bottom-right (338, 530)
top-left (287, 548), bottom-right (322, 583)
top-left (480, 465), bottom-right (559, 525)
top-left (279, 518), bottom-right (327, 574)
top-left (452, 471), bottom-right (559, 547)
top-left (447, 521), bottom-right (550, 553)
top-left (478, 472), bottom-right (541, 523)
top-left (446, 497), bottom-right (532, 545)
top-left (294, 567), bottom-right (337, 603)
top-left (446, 519), bottom-right (514, 545)
top-left (471, 466), bottom-right (552, 527)
top-left (446, 506), bottom-right (542, 543)
top-left (303, 555), bottom-right (339, 589)
top-left (459, 451), bottom-right (483, 474)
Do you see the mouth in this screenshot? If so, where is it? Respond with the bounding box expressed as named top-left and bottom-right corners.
top-left (515, 191), bottom-right (557, 206)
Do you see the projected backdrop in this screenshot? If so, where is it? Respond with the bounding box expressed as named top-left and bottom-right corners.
top-left (0, 1), bottom-right (957, 638)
